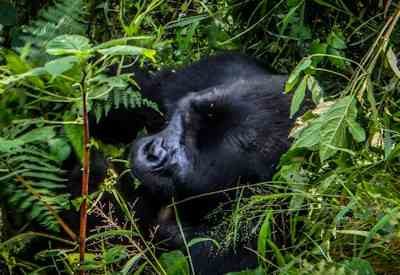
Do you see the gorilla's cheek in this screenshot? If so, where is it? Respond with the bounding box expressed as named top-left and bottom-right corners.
top-left (167, 145), bottom-right (194, 182)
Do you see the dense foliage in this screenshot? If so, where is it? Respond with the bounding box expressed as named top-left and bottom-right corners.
top-left (0, 0), bottom-right (399, 274)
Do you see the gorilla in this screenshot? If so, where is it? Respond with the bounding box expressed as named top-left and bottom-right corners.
top-left (89, 53), bottom-right (292, 274)
top-left (52, 53), bottom-right (292, 274)
top-left (0, 53), bottom-right (292, 275)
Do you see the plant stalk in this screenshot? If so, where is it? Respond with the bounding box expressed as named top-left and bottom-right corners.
top-left (79, 74), bottom-right (91, 275)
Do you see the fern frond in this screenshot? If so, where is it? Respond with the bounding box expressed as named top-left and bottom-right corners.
top-left (0, 127), bottom-right (69, 232)
top-left (88, 73), bottom-right (160, 123)
top-left (17, 0), bottom-right (87, 62)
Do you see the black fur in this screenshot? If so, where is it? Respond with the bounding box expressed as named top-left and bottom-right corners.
top-left (67, 53), bottom-right (292, 274)
top-left (124, 53), bottom-right (292, 274)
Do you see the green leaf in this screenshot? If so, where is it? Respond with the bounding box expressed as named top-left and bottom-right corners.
top-left (327, 30), bottom-right (346, 50)
top-left (48, 138), bottom-right (71, 162)
top-left (290, 76), bottom-right (307, 118)
top-left (2, 49), bottom-right (31, 74)
top-left (63, 113), bottom-right (83, 161)
top-left (266, 239), bottom-right (286, 267)
top-left (46, 35), bottom-right (92, 56)
top-left (93, 36), bottom-right (154, 50)
top-left (0, 137), bottom-right (24, 152)
top-left (319, 96), bottom-right (355, 161)
top-left (347, 120), bottom-right (366, 142)
top-left (279, 3), bottom-right (301, 35)
top-left (307, 75), bottom-right (323, 104)
top-left (257, 210), bottom-right (272, 262)
top-left (158, 250), bottom-right (189, 275)
top-left (293, 117), bottom-right (323, 148)
top-left (309, 39), bottom-right (328, 65)
top-left (103, 246), bottom-right (128, 264)
top-left (97, 45), bottom-right (156, 60)
top-left (290, 24), bottom-right (312, 40)
top-left (386, 47), bottom-right (400, 79)
top-left (327, 47), bottom-right (346, 69)
top-left (286, 58), bottom-right (312, 92)
top-left (44, 56), bottom-right (79, 77)
top-left (19, 127), bottom-right (56, 144)
top-left (341, 258), bottom-right (375, 275)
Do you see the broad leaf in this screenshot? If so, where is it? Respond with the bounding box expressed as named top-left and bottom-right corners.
top-left (327, 30), bottom-right (346, 50)
top-left (44, 56), bottom-right (79, 77)
top-left (97, 45), bottom-right (156, 60)
top-left (347, 120), bottom-right (366, 142)
top-left (285, 58), bottom-right (312, 92)
top-left (319, 96), bottom-right (355, 161)
top-left (93, 36), bottom-right (153, 50)
top-left (158, 250), bottom-right (189, 275)
top-left (293, 116), bottom-right (323, 148)
top-left (46, 35), bottom-right (92, 56)
top-left (290, 76), bottom-right (307, 118)
top-left (309, 39), bottom-right (328, 65)
top-left (48, 138), bottom-right (71, 162)
top-left (307, 75), bottom-right (323, 104)
top-left (63, 113), bottom-right (83, 161)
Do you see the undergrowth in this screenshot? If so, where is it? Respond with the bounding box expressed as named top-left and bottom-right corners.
top-left (0, 0), bottom-right (399, 274)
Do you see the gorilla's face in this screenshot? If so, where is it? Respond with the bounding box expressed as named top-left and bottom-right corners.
top-left (130, 105), bottom-right (197, 200)
top-left (130, 78), bottom-right (291, 202)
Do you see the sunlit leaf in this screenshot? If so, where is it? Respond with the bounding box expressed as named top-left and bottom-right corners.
top-left (97, 45), bottom-right (156, 61)
top-left (290, 76), bottom-right (307, 118)
top-left (46, 35), bottom-right (92, 56)
top-left (327, 30), bottom-right (346, 50)
top-left (307, 75), bottom-right (323, 104)
top-left (286, 58), bottom-right (312, 92)
top-left (44, 56), bottom-right (79, 77)
top-left (293, 116), bottom-right (323, 148)
top-left (386, 47), bottom-right (400, 79)
top-left (319, 96), bottom-right (355, 161)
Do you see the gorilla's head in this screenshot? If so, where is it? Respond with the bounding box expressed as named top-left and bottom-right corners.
top-left (130, 76), bottom-right (291, 202)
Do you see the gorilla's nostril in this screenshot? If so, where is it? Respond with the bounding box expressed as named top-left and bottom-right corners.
top-left (141, 137), bottom-right (168, 169)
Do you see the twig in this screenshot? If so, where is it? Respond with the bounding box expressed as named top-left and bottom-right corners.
top-left (79, 70), bottom-right (91, 275)
top-left (15, 176), bottom-right (77, 241)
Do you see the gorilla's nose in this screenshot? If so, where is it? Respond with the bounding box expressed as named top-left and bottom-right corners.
top-left (135, 136), bottom-right (168, 171)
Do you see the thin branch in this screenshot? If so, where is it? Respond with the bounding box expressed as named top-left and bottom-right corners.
top-left (79, 70), bottom-right (91, 275)
top-left (15, 176), bottom-right (77, 241)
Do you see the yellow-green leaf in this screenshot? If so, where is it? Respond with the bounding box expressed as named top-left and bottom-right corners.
top-left (386, 47), bottom-right (400, 79)
top-left (290, 76), bottom-right (307, 118)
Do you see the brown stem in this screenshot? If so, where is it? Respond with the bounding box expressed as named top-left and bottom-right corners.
top-left (79, 75), bottom-right (91, 275)
top-left (15, 176), bottom-right (77, 241)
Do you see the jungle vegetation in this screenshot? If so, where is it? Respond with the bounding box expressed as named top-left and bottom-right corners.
top-left (0, 0), bottom-right (399, 274)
